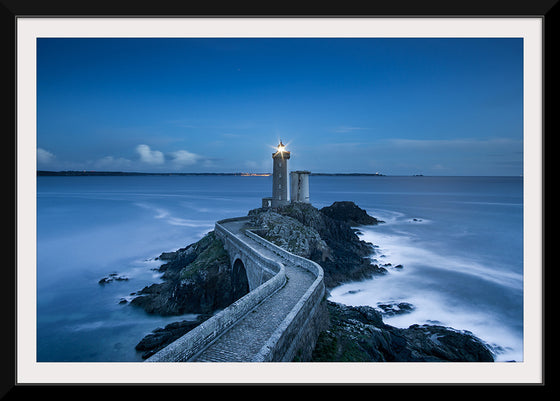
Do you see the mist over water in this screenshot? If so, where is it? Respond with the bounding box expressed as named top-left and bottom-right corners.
top-left (36, 175), bottom-right (270, 362)
top-left (35, 175), bottom-right (523, 362)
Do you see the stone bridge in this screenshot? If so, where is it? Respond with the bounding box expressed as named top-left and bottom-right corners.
top-left (145, 216), bottom-right (326, 362)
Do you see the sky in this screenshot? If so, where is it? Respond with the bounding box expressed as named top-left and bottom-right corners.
top-left (36, 37), bottom-right (524, 176)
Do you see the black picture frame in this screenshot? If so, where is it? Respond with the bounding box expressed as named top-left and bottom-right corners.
top-left (4, 0), bottom-right (556, 395)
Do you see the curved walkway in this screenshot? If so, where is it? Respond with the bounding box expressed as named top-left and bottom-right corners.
top-left (189, 220), bottom-right (316, 362)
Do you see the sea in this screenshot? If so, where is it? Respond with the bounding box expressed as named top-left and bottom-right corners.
top-left (35, 175), bottom-right (524, 362)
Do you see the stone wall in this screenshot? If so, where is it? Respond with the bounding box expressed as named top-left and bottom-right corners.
top-left (245, 230), bottom-right (327, 362)
top-left (215, 217), bottom-right (279, 290)
top-left (145, 220), bottom-right (286, 362)
top-left (146, 216), bottom-right (326, 362)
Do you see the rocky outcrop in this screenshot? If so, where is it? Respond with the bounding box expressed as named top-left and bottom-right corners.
top-left (132, 201), bottom-right (382, 317)
top-left (248, 209), bottom-right (330, 261)
top-left (320, 201), bottom-right (384, 226)
top-left (130, 231), bottom-right (248, 316)
top-left (248, 202), bottom-right (387, 289)
top-left (311, 301), bottom-right (494, 362)
top-left (376, 301), bottom-right (415, 316)
top-left (135, 316), bottom-right (211, 359)
top-left (98, 273), bottom-right (129, 285)
top-left (248, 202), bottom-right (494, 362)
top-left (130, 201), bottom-right (494, 362)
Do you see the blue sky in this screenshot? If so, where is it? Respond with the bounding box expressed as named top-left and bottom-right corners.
top-left (36, 37), bottom-right (523, 175)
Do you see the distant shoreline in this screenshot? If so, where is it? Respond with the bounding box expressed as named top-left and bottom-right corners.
top-left (36, 170), bottom-right (386, 177)
top-left (36, 171), bottom-right (522, 178)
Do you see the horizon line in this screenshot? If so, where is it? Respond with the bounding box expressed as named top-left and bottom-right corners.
top-left (36, 170), bottom-right (523, 177)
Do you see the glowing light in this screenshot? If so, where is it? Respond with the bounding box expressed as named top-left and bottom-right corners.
top-left (276, 140), bottom-right (287, 154)
top-left (271, 140), bottom-right (291, 157)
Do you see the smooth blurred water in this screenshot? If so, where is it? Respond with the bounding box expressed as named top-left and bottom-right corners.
top-left (36, 175), bottom-right (270, 362)
top-left (36, 175), bottom-right (523, 362)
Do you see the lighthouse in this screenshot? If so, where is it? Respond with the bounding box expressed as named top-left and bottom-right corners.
top-left (271, 141), bottom-right (290, 207)
top-left (290, 170), bottom-right (310, 203)
top-left (261, 140), bottom-right (311, 209)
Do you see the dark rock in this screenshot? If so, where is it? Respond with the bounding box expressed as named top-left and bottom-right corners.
top-left (135, 315), bottom-right (211, 359)
top-left (157, 251), bottom-right (178, 261)
top-left (249, 202), bottom-right (387, 289)
top-left (400, 324), bottom-right (494, 362)
top-left (98, 273), bottom-right (129, 285)
top-left (134, 200), bottom-right (494, 363)
top-left (248, 209), bottom-right (329, 260)
top-left (376, 301), bottom-right (415, 316)
top-left (320, 201), bottom-right (384, 226)
top-left (130, 231), bottom-right (249, 316)
top-left (311, 301), bottom-right (494, 362)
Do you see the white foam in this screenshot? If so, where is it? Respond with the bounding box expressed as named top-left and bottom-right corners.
top-left (329, 217), bottom-right (524, 362)
top-left (330, 280), bottom-right (523, 361)
top-left (134, 202), bottom-right (215, 228)
top-left (360, 227), bottom-right (523, 290)
top-left (365, 208), bottom-right (405, 225)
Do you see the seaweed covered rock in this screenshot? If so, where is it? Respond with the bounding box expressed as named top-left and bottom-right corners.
top-left (311, 301), bottom-right (494, 362)
top-left (130, 231), bottom-right (248, 315)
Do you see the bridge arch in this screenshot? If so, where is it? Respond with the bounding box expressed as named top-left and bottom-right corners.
top-left (146, 217), bottom-right (325, 362)
top-left (231, 258), bottom-right (250, 298)
top-left (223, 239), bottom-right (274, 291)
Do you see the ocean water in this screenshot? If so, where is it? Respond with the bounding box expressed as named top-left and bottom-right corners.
top-left (35, 175), bottom-right (523, 362)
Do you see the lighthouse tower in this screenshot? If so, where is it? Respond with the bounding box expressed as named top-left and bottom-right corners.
top-left (290, 170), bottom-right (310, 203)
top-left (271, 141), bottom-right (290, 208)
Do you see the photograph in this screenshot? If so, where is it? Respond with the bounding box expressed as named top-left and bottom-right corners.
top-left (14, 16), bottom-right (544, 385)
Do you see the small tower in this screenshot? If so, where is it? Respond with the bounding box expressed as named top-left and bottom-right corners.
top-left (271, 141), bottom-right (290, 207)
top-left (290, 170), bottom-right (311, 204)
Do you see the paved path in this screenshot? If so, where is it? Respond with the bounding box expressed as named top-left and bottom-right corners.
top-left (190, 220), bottom-right (316, 362)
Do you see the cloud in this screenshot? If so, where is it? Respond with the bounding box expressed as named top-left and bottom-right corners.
top-left (37, 148), bottom-right (55, 165)
top-left (170, 149), bottom-right (201, 166)
top-left (136, 144), bottom-right (164, 164)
